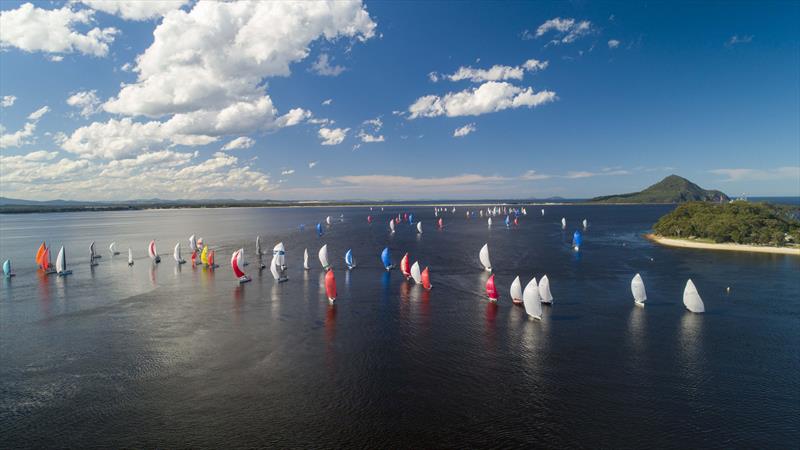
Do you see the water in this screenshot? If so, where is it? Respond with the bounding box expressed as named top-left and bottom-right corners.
top-left (1, 205), bottom-right (798, 448)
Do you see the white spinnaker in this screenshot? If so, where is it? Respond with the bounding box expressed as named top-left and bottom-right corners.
top-left (270, 255), bottom-right (280, 280)
top-left (539, 275), bottom-right (553, 303)
top-left (631, 273), bottom-right (647, 304)
top-left (479, 244), bottom-right (491, 271)
top-left (410, 261), bottom-right (422, 284)
top-left (128, 248), bottom-right (134, 264)
top-left (174, 243), bottom-right (182, 262)
top-left (510, 276), bottom-right (522, 301)
top-left (523, 277), bottom-right (542, 319)
top-left (683, 279), bottom-right (705, 313)
top-left (56, 246), bottom-right (66, 273)
top-left (417, 222), bottom-right (423, 233)
top-left (303, 248), bottom-right (310, 270)
top-left (318, 244), bottom-right (329, 270)
top-left (561, 217), bottom-right (566, 229)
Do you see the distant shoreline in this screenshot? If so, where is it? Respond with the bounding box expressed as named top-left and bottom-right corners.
top-left (645, 234), bottom-right (800, 256)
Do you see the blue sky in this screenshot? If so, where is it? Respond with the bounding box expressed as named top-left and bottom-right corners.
top-left (1, 0), bottom-right (798, 200)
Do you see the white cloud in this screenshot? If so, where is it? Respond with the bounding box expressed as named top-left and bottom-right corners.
top-left (408, 81), bottom-right (556, 119)
top-left (50, 55), bottom-right (64, 62)
top-left (357, 132), bottom-right (384, 143)
top-left (0, 123), bottom-right (37, 148)
top-left (78, 0), bottom-right (189, 21)
top-left (1, 95), bottom-right (16, 107)
top-left (357, 117), bottom-right (384, 143)
top-left (318, 127), bottom-right (349, 146)
top-left (565, 169), bottom-right (630, 179)
top-left (453, 123), bottom-right (476, 137)
top-left (27, 106), bottom-right (50, 121)
top-left (442, 59), bottom-right (548, 83)
top-left (322, 98), bottom-right (333, 106)
top-left (325, 173), bottom-right (505, 188)
top-left (726, 35), bottom-right (753, 47)
top-left (428, 71), bottom-right (440, 82)
top-left (221, 136), bottom-right (255, 151)
top-left (66, 90), bottom-right (101, 117)
top-left (311, 53), bottom-right (346, 76)
top-left (535, 17), bottom-right (594, 44)
top-left (608, 39), bottom-right (620, 49)
top-left (308, 160), bottom-right (318, 168)
top-left (520, 170), bottom-right (551, 180)
top-left (710, 166), bottom-right (799, 181)
top-left (0, 3), bottom-right (118, 57)
top-left (281, 169), bottom-right (295, 176)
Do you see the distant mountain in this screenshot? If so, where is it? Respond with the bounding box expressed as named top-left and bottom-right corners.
top-left (590, 175), bottom-right (730, 204)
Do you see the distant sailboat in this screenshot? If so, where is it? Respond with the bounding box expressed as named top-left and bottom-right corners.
top-left (109, 242), bottom-right (120, 255)
top-left (207, 250), bottom-right (217, 269)
top-left (504, 215), bottom-right (510, 228)
top-left (572, 230), bottom-right (582, 251)
top-left (325, 269), bottom-right (337, 302)
top-left (523, 277), bottom-right (542, 320)
top-left (231, 249), bottom-right (251, 283)
top-left (541, 208), bottom-right (545, 216)
top-left (326, 216), bottom-right (332, 226)
top-left (683, 279), bottom-right (705, 313)
top-left (389, 218), bottom-right (395, 234)
top-left (56, 246), bottom-right (72, 276)
top-left (256, 235), bottom-right (262, 257)
top-left (128, 248), bottom-right (134, 266)
top-left (316, 223), bottom-right (323, 237)
top-left (173, 243), bottom-right (186, 264)
top-left (400, 252), bottom-right (411, 279)
top-left (410, 261), bottom-right (422, 284)
top-left (417, 221), bottom-right (423, 234)
top-left (319, 244), bottom-right (330, 271)
top-left (303, 248), bottom-right (310, 270)
top-left (582, 219), bottom-right (588, 230)
top-left (561, 217), bottom-right (566, 230)
top-left (409, 213), bottom-right (414, 224)
top-left (486, 274), bottom-right (498, 302)
top-left (89, 241), bottom-right (98, 266)
top-left (539, 275), bottom-right (553, 304)
top-left (437, 217), bottom-right (443, 229)
top-left (367, 215), bottom-right (373, 224)
top-left (487, 217), bottom-right (493, 228)
top-left (36, 241), bottom-right (46, 269)
top-left (3, 259), bottom-right (15, 277)
top-left (200, 245), bottom-right (209, 266)
top-left (90, 241), bottom-right (101, 259)
top-left (510, 276), bottom-right (523, 304)
top-left (421, 266), bottom-right (432, 290)
top-left (381, 247), bottom-right (392, 271)
top-left (148, 240), bottom-right (161, 263)
top-left (479, 243), bottom-right (492, 272)
top-left (189, 235), bottom-right (197, 253)
top-left (42, 246), bottom-right (54, 273)
top-left (631, 273), bottom-right (647, 306)
top-left (345, 249), bottom-right (356, 270)
top-left (273, 242), bottom-right (287, 273)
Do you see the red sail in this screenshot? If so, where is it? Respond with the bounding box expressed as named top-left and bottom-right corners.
top-left (401, 253), bottom-right (410, 277)
top-left (42, 247), bottom-right (51, 270)
top-left (36, 242), bottom-right (46, 268)
top-left (421, 267), bottom-right (432, 290)
top-left (191, 250), bottom-right (197, 265)
top-left (325, 269), bottom-right (337, 300)
top-left (367, 215), bottom-right (372, 223)
top-left (486, 274), bottom-right (498, 300)
top-left (208, 250), bottom-right (215, 266)
top-left (231, 250), bottom-right (245, 278)
top-left (437, 218), bottom-right (443, 228)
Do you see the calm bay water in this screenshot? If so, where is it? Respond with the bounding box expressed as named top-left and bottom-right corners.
top-left (1, 205), bottom-right (798, 448)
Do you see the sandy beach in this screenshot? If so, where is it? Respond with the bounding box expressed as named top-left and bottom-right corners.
top-left (645, 234), bottom-right (800, 256)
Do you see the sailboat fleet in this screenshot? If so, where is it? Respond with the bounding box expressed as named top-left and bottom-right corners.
top-left (6, 206), bottom-right (710, 315)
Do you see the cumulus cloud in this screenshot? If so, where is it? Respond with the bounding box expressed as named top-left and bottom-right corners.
top-left (608, 39), bottom-right (620, 49)
top-left (408, 81), bottom-right (556, 119)
top-left (437, 59), bottom-right (548, 83)
top-left (66, 90), bottom-right (101, 117)
top-left (221, 136), bottom-right (255, 151)
top-left (710, 166), bottom-right (799, 181)
top-left (318, 127), bottom-right (349, 146)
top-left (281, 169), bottom-right (295, 176)
top-left (50, 55), bottom-right (64, 62)
top-left (0, 122), bottom-right (37, 148)
top-left (0, 3), bottom-right (118, 56)
top-left (308, 160), bottom-right (318, 168)
top-left (78, 0), bottom-right (189, 21)
top-left (535, 17), bottom-right (594, 44)
top-left (311, 53), bottom-right (346, 76)
top-left (357, 117), bottom-right (384, 143)
top-left (453, 123), bottom-right (476, 137)
top-left (27, 106), bottom-right (50, 121)
top-left (322, 98), bottom-right (333, 106)
top-left (1, 95), bottom-right (16, 107)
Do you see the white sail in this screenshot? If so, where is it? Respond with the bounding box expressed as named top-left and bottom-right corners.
top-left (541, 208), bottom-right (545, 216)
top-left (389, 219), bottom-right (395, 233)
top-left (56, 246), bottom-right (66, 273)
top-left (582, 219), bottom-right (588, 229)
top-left (479, 243), bottom-right (492, 272)
top-left (128, 248), bottom-right (134, 265)
top-left (523, 277), bottom-right (542, 319)
top-left (510, 276), bottom-right (522, 302)
top-left (417, 221), bottom-right (423, 234)
top-left (683, 279), bottom-right (705, 313)
top-left (109, 242), bottom-right (119, 254)
top-left (410, 261), bottom-right (422, 284)
top-left (173, 242), bottom-right (185, 263)
top-left (189, 234), bottom-right (197, 252)
top-left (487, 217), bottom-right (492, 227)
top-left (303, 248), bottom-right (310, 270)
top-left (539, 275), bottom-right (553, 303)
top-left (270, 255), bottom-right (280, 280)
top-left (561, 217), bottom-right (566, 229)
top-left (326, 216), bottom-right (332, 225)
top-left (255, 235), bottom-right (262, 256)
top-left (318, 244), bottom-right (329, 270)
top-left (631, 273), bottom-right (647, 304)
top-left (273, 242), bottom-right (286, 269)
top-left (90, 241), bottom-right (96, 258)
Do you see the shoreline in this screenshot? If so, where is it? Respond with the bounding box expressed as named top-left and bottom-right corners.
top-left (645, 234), bottom-right (800, 256)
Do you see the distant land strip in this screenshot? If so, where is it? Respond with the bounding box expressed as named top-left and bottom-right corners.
top-left (645, 234), bottom-right (800, 256)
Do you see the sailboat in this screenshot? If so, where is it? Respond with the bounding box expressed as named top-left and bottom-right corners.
top-left (56, 246), bottom-right (72, 276)
top-left (189, 235), bottom-right (197, 253)
top-left (572, 230), bottom-right (582, 251)
top-left (89, 241), bottom-right (98, 266)
top-left (510, 276), bottom-right (523, 304)
top-left (541, 208), bottom-right (545, 216)
top-left (631, 273), bottom-right (647, 306)
top-left (173, 243), bottom-right (186, 264)
top-left (417, 221), bottom-right (423, 234)
top-left (561, 217), bottom-right (566, 229)
top-left (128, 248), bottom-right (134, 266)
top-left (36, 241), bottom-right (46, 269)
top-left (326, 216), bottom-right (332, 226)
top-left (487, 217), bottom-right (493, 227)
top-left (148, 240), bottom-right (161, 263)
top-left (316, 223), bottom-right (323, 237)
top-left (200, 245), bottom-right (209, 266)
top-left (272, 242), bottom-right (288, 281)
top-left (513, 217), bottom-right (519, 226)
top-left (109, 242), bottom-right (120, 255)
top-left (421, 267), bottom-right (432, 290)
top-left (437, 217), bottom-right (443, 229)
top-left (523, 277), bottom-right (542, 320)
top-left (255, 235), bottom-right (262, 257)
top-left (381, 247), bottom-right (392, 271)
top-left (400, 252), bottom-right (411, 279)
top-left (325, 269), bottom-right (337, 303)
top-left (479, 243), bottom-right (492, 272)
top-left (504, 215), bottom-right (510, 228)
top-left (207, 250), bottom-right (217, 269)
top-left (319, 244), bottom-right (330, 271)
top-left (90, 241), bottom-right (101, 259)
top-left (303, 248), bottom-right (310, 270)
top-left (389, 218), bottom-right (396, 234)
top-left (367, 215), bottom-right (373, 224)
top-left (683, 279), bottom-right (705, 313)
top-left (269, 254), bottom-right (280, 281)
top-left (539, 275), bottom-right (553, 304)
top-left (409, 213), bottom-right (414, 224)
top-left (582, 219), bottom-right (588, 230)
top-left (231, 249), bottom-right (251, 283)
top-left (410, 261), bottom-right (422, 284)
top-left (344, 249), bottom-right (356, 270)
top-left (486, 274), bottom-right (499, 302)
top-left (3, 259), bottom-right (15, 277)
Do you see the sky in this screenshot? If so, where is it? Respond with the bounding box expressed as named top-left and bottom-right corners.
top-left (0, 0), bottom-right (798, 201)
